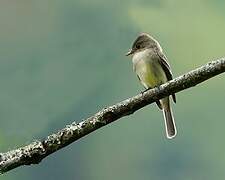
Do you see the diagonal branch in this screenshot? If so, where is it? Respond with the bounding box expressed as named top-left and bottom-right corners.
top-left (0, 58), bottom-right (225, 174)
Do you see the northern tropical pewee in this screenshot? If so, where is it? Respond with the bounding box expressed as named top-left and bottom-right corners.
top-left (126, 33), bottom-right (177, 139)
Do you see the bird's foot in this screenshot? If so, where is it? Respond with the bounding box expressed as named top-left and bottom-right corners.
top-left (141, 87), bottom-right (151, 95)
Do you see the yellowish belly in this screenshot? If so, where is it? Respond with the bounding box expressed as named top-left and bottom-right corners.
top-left (135, 59), bottom-right (167, 88)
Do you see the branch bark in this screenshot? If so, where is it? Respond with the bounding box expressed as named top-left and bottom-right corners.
top-left (0, 58), bottom-right (225, 174)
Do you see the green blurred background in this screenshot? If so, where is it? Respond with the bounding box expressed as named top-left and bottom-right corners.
top-left (1, 0), bottom-right (225, 179)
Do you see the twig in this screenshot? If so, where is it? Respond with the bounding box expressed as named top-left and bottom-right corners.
top-left (0, 58), bottom-right (225, 174)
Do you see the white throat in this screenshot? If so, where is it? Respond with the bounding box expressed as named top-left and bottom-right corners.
top-left (132, 49), bottom-right (151, 65)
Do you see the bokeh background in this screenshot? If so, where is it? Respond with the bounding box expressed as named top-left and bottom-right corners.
top-left (1, 0), bottom-right (225, 179)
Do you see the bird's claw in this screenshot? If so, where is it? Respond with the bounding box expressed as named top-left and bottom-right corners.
top-left (141, 88), bottom-right (151, 95)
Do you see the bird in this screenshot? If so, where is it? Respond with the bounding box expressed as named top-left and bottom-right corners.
top-left (126, 33), bottom-right (177, 139)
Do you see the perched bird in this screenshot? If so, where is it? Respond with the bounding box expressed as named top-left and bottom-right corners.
top-left (126, 33), bottom-right (177, 139)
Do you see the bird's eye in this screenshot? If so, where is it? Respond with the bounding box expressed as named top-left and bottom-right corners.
top-left (136, 44), bottom-right (141, 49)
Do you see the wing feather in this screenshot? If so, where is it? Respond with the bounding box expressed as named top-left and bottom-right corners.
top-left (156, 50), bottom-right (176, 103)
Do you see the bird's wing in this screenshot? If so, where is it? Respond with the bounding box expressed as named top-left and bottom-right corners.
top-left (156, 50), bottom-right (176, 103)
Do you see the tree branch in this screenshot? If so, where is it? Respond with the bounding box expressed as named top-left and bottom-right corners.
top-left (0, 58), bottom-right (225, 174)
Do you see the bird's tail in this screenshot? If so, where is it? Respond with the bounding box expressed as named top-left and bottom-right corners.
top-left (161, 98), bottom-right (177, 139)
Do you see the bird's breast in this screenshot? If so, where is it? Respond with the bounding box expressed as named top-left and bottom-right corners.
top-left (132, 50), bottom-right (167, 88)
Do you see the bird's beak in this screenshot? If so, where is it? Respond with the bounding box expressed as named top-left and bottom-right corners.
top-left (125, 49), bottom-right (134, 56)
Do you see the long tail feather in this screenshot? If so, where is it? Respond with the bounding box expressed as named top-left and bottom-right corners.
top-left (161, 98), bottom-right (177, 139)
